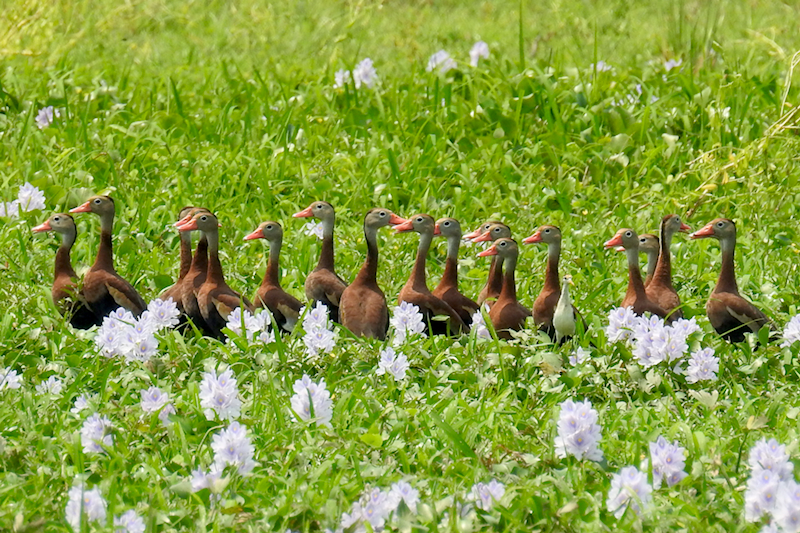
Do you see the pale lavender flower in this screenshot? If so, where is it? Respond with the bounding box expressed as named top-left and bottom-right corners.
top-left (35, 106), bottom-right (58, 129)
top-left (664, 58), bottom-right (683, 72)
top-left (685, 347), bottom-right (719, 383)
top-left (334, 69), bottom-right (351, 89)
top-left (470, 480), bottom-right (505, 510)
top-left (303, 327), bottom-right (336, 358)
top-left (353, 58), bottom-right (378, 89)
top-left (389, 481), bottom-right (419, 513)
top-left (672, 317), bottom-right (701, 337)
top-left (775, 480), bottom-right (800, 532)
top-left (140, 386), bottom-right (175, 425)
top-left (782, 315), bottom-right (800, 348)
top-left (554, 398), bottom-right (603, 461)
top-left (145, 298), bottom-right (180, 329)
top-left (199, 368), bottom-right (241, 421)
top-left (591, 60), bottom-right (613, 72)
top-left (0, 200), bottom-right (20, 218)
top-left (570, 347), bottom-right (590, 365)
top-left (471, 308), bottom-right (491, 339)
top-left (81, 414), bottom-right (114, 453)
top-left (114, 510), bottom-right (145, 533)
top-left (761, 521), bottom-right (780, 533)
top-left (211, 421), bottom-right (256, 475)
top-left (749, 438), bottom-right (794, 480)
top-left (17, 183), bottom-right (46, 212)
top-left (376, 347), bottom-right (409, 381)
top-left (290, 375), bottom-right (333, 427)
top-left (427, 50), bottom-right (457, 74)
top-left (649, 436), bottom-right (687, 488)
top-left (302, 221), bottom-right (325, 239)
top-left (606, 307), bottom-right (639, 342)
top-left (225, 307), bottom-right (262, 341)
top-left (469, 41), bottom-right (490, 67)
top-left (65, 481), bottom-right (107, 530)
top-left (390, 302), bottom-right (427, 346)
top-left (190, 464), bottom-right (225, 493)
top-left (607, 466), bottom-right (652, 518)
top-left (71, 393), bottom-right (92, 414)
top-left (35, 375), bottom-right (63, 395)
top-left (0, 367), bottom-right (22, 390)
top-left (746, 468), bottom-right (781, 522)
top-left (302, 301), bottom-right (330, 331)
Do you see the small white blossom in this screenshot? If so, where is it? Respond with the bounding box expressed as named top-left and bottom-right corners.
top-left (389, 481), bottom-right (420, 513)
top-left (607, 466), bottom-right (652, 518)
top-left (17, 183), bottom-right (46, 212)
top-left (0, 200), bottom-right (20, 218)
top-left (199, 368), bottom-right (241, 421)
top-left (664, 58), bottom-right (683, 72)
top-left (353, 58), bottom-right (378, 89)
top-left (390, 302), bottom-right (427, 346)
top-left (35, 106), bottom-right (59, 129)
top-left (35, 375), bottom-right (63, 395)
top-left (211, 421), bottom-right (256, 475)
top-left (570, 347), bottom-right (590, 365)
top-left (334, 69), bottom-right (351, 89)
top-left (471, 308), bottom-right (491, 339)
top-left (591, 60), bottom-right (613, 72)
top-left (290, 375), bottom-right (333, 427)
top-left (65, 480), bottom-right (107, 530)
top-left (685, 347), bottom-right (719, 383)
top-left (81, 414), bottom-right (114, 453)
top-left (649, 436), bottom-right (687, 488)
top-left (145, 298), bottom-right (180, 329)
top-left (303, 221), bottom-right (324, 239)
top-left (469, 41), bottom-right (490, 67)
top-left (427, 50), bottom-right (457, 74)
top-left (469, 480), bottom-right (505, 510)
top-left (376, 347), bottom-right (410, 381)
top-left (114, 510), bottom-right (145, 533)
top-left (72, 393), bottom-right (93, 414)
top-left (554, 398), bottom-right (603, 462)
top-left (0, 367), bottom-right (22, 390)
top-left (782, 315), bottom-right (800, 348)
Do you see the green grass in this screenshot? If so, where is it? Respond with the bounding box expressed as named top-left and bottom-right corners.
top-left (2, 0), bottom-right (800, 531)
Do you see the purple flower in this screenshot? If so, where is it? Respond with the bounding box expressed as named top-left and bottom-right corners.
top-left (649, 436), bottom-right (687, 488)
top-left (607, 466), bottom-right (652, 518)
top-left (555, 399), bottom-right (603, 462)
top-left (80, 413), bottom-right (114, 453)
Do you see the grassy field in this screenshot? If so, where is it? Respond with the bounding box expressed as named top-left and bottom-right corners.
top-left (3, 0), bottom-right (800, 531)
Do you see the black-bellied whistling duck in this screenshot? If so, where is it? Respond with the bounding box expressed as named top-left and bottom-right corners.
top-left (175, 211), bottom-right (253, 338)
top-left (463, 220), bottom-right (503, 242)
top-left (432, 217), bottom-right (479, 325)
top-left (244, 221), bottom-right (302, 333)
top-left (603, 228), bottom-right (668, 319)
top-left (645, 214), bottom-right (691, 319)
top-left (523, 225), bottom-right (585, 342)
top-left (293, 201), bottom-right (348, 323)
top-left (70, 195), bottom-right (147, 319)
top-left (395, 214), bottom-right (468, 335)
top-left (616, 234), bottom-right (660, 286)
top-left (472, 222), bottom-right (511, 307)
top-left (477, 238), bottom-right (531, 339)
top-left (553, 274), bottom-right (578, 344)
top-left (32, 214), bottom-right (97, 329)
top-left (339, 208), bottom-right (406, 340)
top-left (690, 218), bottom-right (772, 342)
top-left (174, 207), bottom-right (213, 335)
top-left (160, 206), bottom-right (195, 311)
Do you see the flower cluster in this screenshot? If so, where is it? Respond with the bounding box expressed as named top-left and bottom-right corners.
top-left (72, 393), bottom-right (93, 414)
top-left (390, 302), bottom-right (426, 346)
top-left (745, 438), bottom-right (796, 524)
top-left (782, 315), bottom-right (800, 348)
top-left (334, 58), bottom-right (378, 89)
top-left (470, 308), bottom-right (492, 339)
top-left (140, 386), bottom-right (176, 426)
top-left (649, 436), bottom-right (687, 488)
top-left (302, 221), bottom-right (324, 239)
top-left (469, 41), bottom-right (490, 67)
top-left (469, 480), bottom-right (505, 510)
top-left (0, 367), bottom-right (22, 391)
top-left (225, 307), bottom-right (275, 344)
top-left (376, 347), bottom-right (410, 381)
top-left (35, 375), bottom-right (63, 395)
top-left (606, 466), bottom-right (652, 518)
top-left (94, 300), bottom-right (180, 362)
top-left (569, 347), bottom-right (591, 365)
top-left (65, 480), bottom-right (107, 529)
top-left (338, 482), bottom-right (420, 532)
top-left (210, 421), bottom-right (256, 475)
top-left (114, 510), bottom-right (146, 533)
top-left (81, 413), bottom-right (114, 453)
top-left (554, 398), bottom-right (603, 462)
top-left (427, 50), bottom-right (457, 74)
top-left (302, 302), bottom-right (336, 358)
top-left (290, 374), bottom-right (333, 427)
top-left (0, 182), bottom-right (45, 218)
top-left (35, 106), bottom-right (60, 129)
top-left (685, 347), bottom-right (720, 383)
top-left (199, 368), bottom-right (241, 421)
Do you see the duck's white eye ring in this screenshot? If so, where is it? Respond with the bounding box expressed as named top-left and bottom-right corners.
top-left (717, 221), bottom-right (724, 227)
top-left (94, 198), bottom-right (101, 204)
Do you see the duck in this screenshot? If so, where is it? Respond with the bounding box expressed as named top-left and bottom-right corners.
top-left (293, 201), bottom-right (348, 323)
top-left (463, 220), bottom-right (503, 242)
top-left (174, 207), bottom-right (213, 335)
top-left (32, 213), bottom-right (98, 329)
top-left (175, 211), bottom-right (253, 338)
top-left (622, 233), bottom-right (660, 287)
top-left (395, 214), bottom-right (468, 336)
top-left (477, 238), bottom-right (531, 339)
top-left (244, 221), bottom-right (302, 333)
top-left (472, 222), bottom-right (512, 307)
top-left (523, 225), bottom-right (585, 342)
top-left (690, 218), bottom-right (772, 342)
top-left (160, 206), bottom-right (196, 311)
top-left (339, 208), bottom-right (406, 340)
top-left (69, 195), bottom-right (147, 319)
top-left (603, 228), bottom-right (669, 319)
top-left (432, 217), bottom-right (479, 325)
top-left (553, 274), bottom-right (578, 344)
top-left (645, 214), bottom-right (691, 319)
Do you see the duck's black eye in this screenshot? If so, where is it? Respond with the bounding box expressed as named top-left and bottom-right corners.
top-left (94, 198), bottom-right (101, 204)
top-left (54, 216), bottom-right (60, 222)
top-left (544, 228), bottom-right (551, 233)
top-left (379, 212), bottom-right (386, 217)
top-left (316, 204), bottom-right (323, 209)
top-left (717, 221), bottom-right (724, 227)
top-left (443, 221), bottom-right (450, 226)
top-left (625, 231), bottom-right (633, 237)
top-left (416, 217), bottom-right (423, 223)
top-left (200, 215), bottom-right (208, 221)
top-left (266, 225), bottom-right (273, 230)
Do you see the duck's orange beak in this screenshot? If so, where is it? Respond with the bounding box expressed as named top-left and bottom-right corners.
top-left (174, 214), bottom-right (193, 227)
top-left (472, 231), bottom-right (492, 243)
top-left (679, 222), bottom-right (692, 233)
top-left (433, 224), bottom-right (442, 236)
top-left (477, 245), bottom-right (498, 257)
top-left (176, 219), bottom-right (198, 232)
top-left (522, 230), bottom-right (542, 244)
top-left (463, 229), bottom-right (481, 240)
top-left (244, 228), bottom-right (264, 241)
top-left (69, 201), bottom-right (92, 213)
top-left (388, 213), bottom-right (407, 226)
top-left (690, 224), bottom-right (714, 239)
top-left (293, 205), bottom-right (314, 218)
top-left (603, 234), bottom-right (624, 249)
top-left (393, 219), bottom-right (414, 233)
top-left (32, 220), bottom-right (52, 233)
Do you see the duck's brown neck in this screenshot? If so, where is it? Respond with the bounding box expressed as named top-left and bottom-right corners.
top-left (715, 235), bottom-right (739, 294)
top-left (204, 228), bottom-right (224, 283)
top-left (408, 230), bottom-right (432, 290)
top-left (499, 254), bottom-right (517, 301)
top-left (317, 216), bottom-right (335, 271)
top-left (488, 255), bottom-right (504, 295)
top-left (264, 237), bottom-right (282, 287)
top-left (652, 224), bottom-right (676, 288)
top-left (94, 212), bottom-right (115, 272)
top-left (625, 246), bottom-right (648, 302)
top-left (55, 230), bottom-right (77, 279)
top-left (189, 235), bottom-right (208, 275)
top-left (355, 224), bottom-right (380, 284)
top-left (439, 235), bottom-right (460, 287)
top-left (177, 232), bottom-right (193, 280)
top-left (543, 240), bottom-right (561, 293)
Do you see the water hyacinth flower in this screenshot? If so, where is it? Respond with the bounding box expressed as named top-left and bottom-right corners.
top-left (35, 375), bottom-right (64, 395)
top-left (94, 304), bottom-right (177, 363)
top-left (606, 307), bottom-right (639, 342)
top-left (199, 368), bottom-right (242, 421)
top-left (749, 438), bottom-right (794, 480)
top-left (685, 347), bottom-right (720, 383)
top-left (554, 398), bottom-right (603, 462)
top-left (17, 183), bottom-right (46, 212)
top-left (302, 221), bottom-right (324, 239)
top-left (302, 302), bottom-right (336, 357)
top-left (570, 347), bottom-right (590, 365)
top-left (471, 308), bottom-right (492, 339)
top-left (664, 58), bottom-right (683, 72)
top-left (0, 200), bottom-right (20, 218)
top-left (376, 347), bottom-right (410, 381)
top-left (782, 315), bottom-right (800, 348)
top-left (340, 485), bottom-right (411, 531)
top-left (114, 510), bottom-right (146, 533)
top-left (649, 436), bottom-right (687, 488)
top-left (290, 374), bottom-right (333, 427)
top-left (211, 421), bottom-right (256, 475)
top-left (389, 481), bottom-right (420, 513)
top-left (81, 413), bottom-right (114, 453)
top-left (145, 298), bottom-right (180, 329)
top-left (190, 463), bottom-right (225, 493)
top-left (140, 386), bottom-right (175, 425)
top-left (469, 480), bottom-right (505, 510)
top-left (225, 307), bottom-right (275, 344)
top-left (35, 106), bottom-right (59, 129)
top-left (0, 367), bottom-right (22, 390)
top-left (333, 69), bottom-right (352, 89)
top-left (427, 50), bottom-right (457, 74)
top-left (65, 481), bottom-right (107, 530)
top-left (590, 60), bottom-right (613, 72)
top-left (746, 468), bottom-right (781, 522)
top-left (72, 393), bottom-right (92, 414)
top-left (353, 58), bottom-right (378, 89)
top-left (606, 466), bottom-right (652, 518)
top-left (390, 302), bottom-right (426, 346)
top-left (469, 41), bottom-right (490, 67)
top-left (774, 481), bottom-right (800, 532)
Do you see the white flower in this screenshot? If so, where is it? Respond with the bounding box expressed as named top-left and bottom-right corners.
top-left (302, 301), bottom-right (330, 331)
top-left (35, 375), bottom-right (63, 395)
top-left (775, 480), bottom-right (800, 532)
top-left (427, 50), bottom-right (457, 74)
top-left (471, 308), bottom-right (492, 339)
top-left (554, 398), bottom-right (603, 462)
top-left (303, 327), bottom-right (337, 358)
top-left (569, 347), bottom-right (590, 365)
top-left (649, 436), bottom-right (687, 488)
top-left (145, 298), bottom-right (180, 329)
top-left (746, 468), bottom-right (781, 521)
top-left (0, 200), bottom-right (20, 218)
top-left (334, 69), bottom-right (351, 89)
top-left (685, 347), bottom-right (719, 383)
top-left (390, 302), bottom-right (427, 346)
top-left (211, 421), bottom-right (256, 475)
top-left (35, 106), bottom-right (59, 129)
top-left (0, 367), bottom-right (22, 390)
top-left (749, 438), bottom-right (794, 481)
top-left (65, 481), bottom-right (107, 530)
top-left (290, 375), bottom-right (333, 427)
top-left (199, 368), bottom-right (241, 421)
top-left (81, 413), bottom-right (114, 453)
top-left (17, 183), bottom-right (46, 212)
top-left (353, 58), bottom-right (378, 89)
top-left (782, 315), bottom-right (800, 348)
top-left (664, 58), bottom-right (683, 72)
top-left (226, 308), bottom-right (276, 344)
top-left (389, 481), bottom-right (420, 513)
top-left (469, 41), bottom-right (490, 67)
top-left (591, 60), bottom-right (613, 72)
top-left (470, 480), bottom-right (505, 510)
top-left (606, 466), bottom-right (652, 518)
top-left (606, 307), bottom-right (639, 342)
top-left (302, 221), bottom-right (324, 239)
top-left (72, 393), bottom-right (92, 414)
top-left (190, 464), bottom-right (225, 493)
top-left (114, 510), bottom-right (145, 533)
top-left (376, 347), bottom-right (410, 381)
